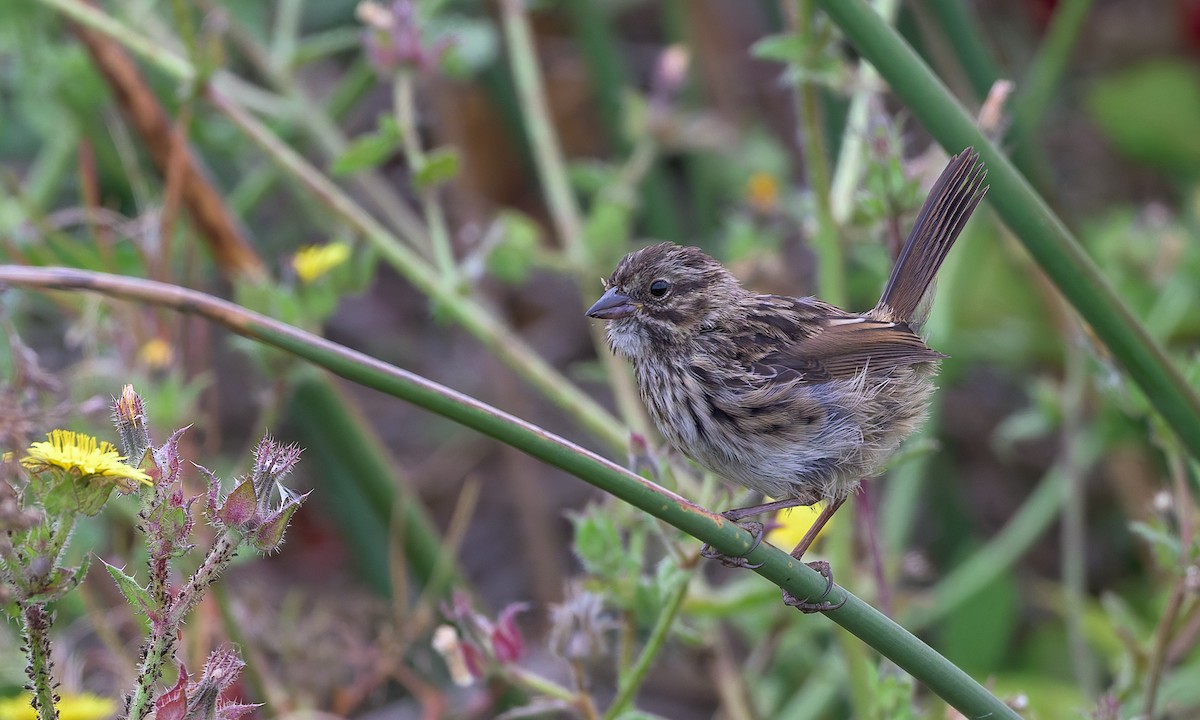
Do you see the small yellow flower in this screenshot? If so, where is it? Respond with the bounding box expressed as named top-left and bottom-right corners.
top-left (137, 338), bottom-right (174, 369)
top-left (766, 500), bottom-right (835, 550)
top-left (21, 430), bottom-right (152, 487)
top-left (293, 242), bottom-right (351, 284)
top-left (744, 171), bottom-right (780, 213)
top-left (0, 692), bottom-right (116, 720)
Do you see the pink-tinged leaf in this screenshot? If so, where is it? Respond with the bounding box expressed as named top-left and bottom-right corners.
top-left (492, 602), bottom-right (530, 664)
top-left (153, 426), bottom-right (191, 488)
top-left (461, 640), bottom-right (485, 679)
top-left (216, 703), bottom-right (262, 720)
top-left (154, 665), bottom-right (189, 720)
top-left (251, 436), bottom-right (303, 484)
top-left (248, 494), bottom-right (307, 553)
top-left (196, 463), bottom-right (223, 519)
top-left (218, 479), bottom-right (257, 528)
top-left (199, 645), bottom-right (245, 691)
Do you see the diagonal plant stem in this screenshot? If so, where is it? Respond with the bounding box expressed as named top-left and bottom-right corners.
top-left (392, 71), bottom-right (458, 284)
top-left (36, 0), bottom-right (627, 453)
top-left (829, 0), bottom-right (898, 225)
top-left (789, 0), bottom-right (846, 307)
top-left (815, 0), bottom-right (1200, 462)
top-left (603, 568), bottom-right (694, 719)
top-left (0, 265), bottom-right (1020, 720)
top-left (498, 0), bottom-right (649, 434)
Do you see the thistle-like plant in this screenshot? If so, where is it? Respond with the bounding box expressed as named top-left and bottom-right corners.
top-left (0, 385), bottom-right (307, 720)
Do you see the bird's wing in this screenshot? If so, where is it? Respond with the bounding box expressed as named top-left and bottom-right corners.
top-left (747, 318), bottom-right (944, 383)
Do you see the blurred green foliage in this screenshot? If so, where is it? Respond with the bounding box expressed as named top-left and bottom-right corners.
top-left (3, 0), bottom-right (1200, 718)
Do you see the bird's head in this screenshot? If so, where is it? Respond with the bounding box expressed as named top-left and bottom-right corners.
top-left (586, 243), bottom-right (742, 358)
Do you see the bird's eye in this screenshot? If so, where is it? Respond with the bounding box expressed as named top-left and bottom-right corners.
top-left (649, 279), bottom-right (670, 298)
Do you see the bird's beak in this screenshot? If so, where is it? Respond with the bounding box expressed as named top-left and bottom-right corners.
top-left (586, 287), bottom-right (636, 319)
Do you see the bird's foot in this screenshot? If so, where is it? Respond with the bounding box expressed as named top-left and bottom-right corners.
top-left (781, 560), bottom-right (845, 614)
top-left (700, 516), bottom-right (772, 569)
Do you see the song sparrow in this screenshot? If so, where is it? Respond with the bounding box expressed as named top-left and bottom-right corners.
top-left (586, 148), bottom-right (988, 611)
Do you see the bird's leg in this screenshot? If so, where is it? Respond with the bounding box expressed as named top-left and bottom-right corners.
top-left (700, 497), bottom-right (805, 569)
top-left (781, 497), bottom-right (847, 613)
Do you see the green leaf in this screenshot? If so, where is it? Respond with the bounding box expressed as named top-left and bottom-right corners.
top-left (413, 147), bottom-right (460, 190)
top-left (614, 711), bottom-right (670, 720)
top-left (570, 506), bottom-right (639, 581)
top-left (583, 200), bottom-right (632, 271)
top-left (567, 160), bottom-right (616, 196)
top-left (31, 470), bottom-right (116, 517)
top-left (103, 560), bottom-right (152, 617)
top-left (750, 33), bottom-right (808, 63)
top-left (486, 211), bottom-right (541, 284)
top-left (430, 17), bottom-right (498, 78)
top-left (1086, 61), bottom-right (1200, 176)
top-left (330, 117), bottom-right (402, 176)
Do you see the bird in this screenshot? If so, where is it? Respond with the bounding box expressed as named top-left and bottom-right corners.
top-left (585, 148), bottom-right (988, 611)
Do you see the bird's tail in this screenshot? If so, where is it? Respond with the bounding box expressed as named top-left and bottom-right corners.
top-left (875, 148), bottom-right (988, 328)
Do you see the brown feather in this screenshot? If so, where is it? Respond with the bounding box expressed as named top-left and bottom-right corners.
top-left (875, 148), bottom-right (988, 326)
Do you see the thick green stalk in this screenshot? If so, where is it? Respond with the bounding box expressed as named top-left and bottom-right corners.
top-left (919, 0), bottom-right (998, 103)
top-left (904, 435), bottom-right (1100, 631)
top-left (816, 0), bottom-right (1200, 461)
top-left (1010, 0), bottom-right (1095, 141)
top-left (0, 266), bottom-right (1020, 720)
top-left (289, 373), bottom-right (463, 598)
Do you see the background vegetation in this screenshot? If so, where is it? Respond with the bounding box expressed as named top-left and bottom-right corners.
top-left (2, 0), bottom-right (1200, 718)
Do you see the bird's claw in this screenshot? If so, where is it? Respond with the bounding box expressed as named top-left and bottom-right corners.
top-left (781, 560), bottom-right (845, 613)
top-left (700, 518), bottom-right (766, 569)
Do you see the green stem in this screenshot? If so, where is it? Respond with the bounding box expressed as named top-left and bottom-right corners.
top-left (829, 0), bottom-right (899, 225)
top-left (47, 514), bottom-right (77, 569)
top-left (201, 0), bottom-right (429, 248)
top-left (506, 665), bottom-right (599, 719)
top-left (38, 0), bottom-right (195, 81)
top-left (290, 373), bottom-right (463, 598)
top-left (603, 570), bottom-right (693, 719)
top-left (393, 72), bottom-right (458, 284)
top-left (919, 0), bottom-right (999, 103)
top-left (905, 435), bottom-right (1100, 631)
top-left (127, 529), bottom-right (239, 720)
top-left (1142, 453), bottom-right (1195, 719)
top-left (498, 0), bottom-right (585, 266)
top-left (497, 0), bottom-right (649, 434)
top-left (1060, 332), bottom-right (1098, 698)
top-left (36, 0), bottom-right (624, 450)
top-left (268, 0), bottom-right (303, 74)
top-left (207, 92), bottom-right (627, 451)
top-left (0, 266), bottom-right (1020, 720)
top-left (792, 0), bottom-right (845, 306)
top-left (20, 603), bottom-right (58, 720)
top-left (815, 0), bottom-right (1200, 461)
top-left (1010, 0), bottom-right (1095, 141)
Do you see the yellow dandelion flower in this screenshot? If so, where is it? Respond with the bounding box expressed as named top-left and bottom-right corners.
top-left (0, 692), bottom-right (116, 720)
top-left (744, 171), bottom-right (780, 213)
top-left (137, 338), bottom-right (174, 369)
top-left (293, 242), bottom-right (351, 284)
top-left (21, 430), bottom-right (152, 487)
top-left (766, 500), bottom-right (835, 551)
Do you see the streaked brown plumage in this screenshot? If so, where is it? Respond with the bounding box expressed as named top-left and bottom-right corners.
top-left (586, 149), bottom-right (988, 609)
